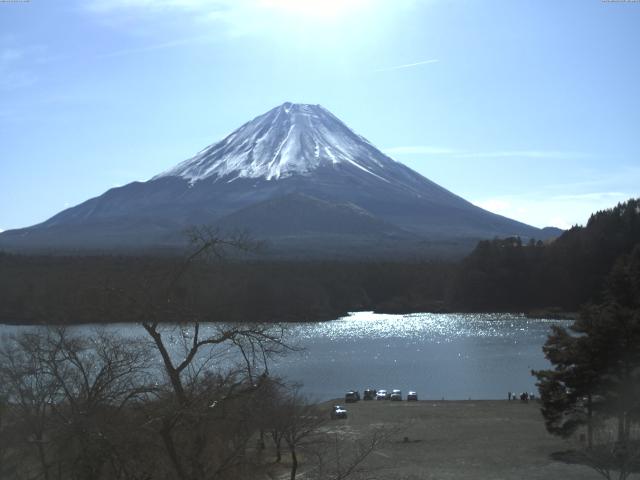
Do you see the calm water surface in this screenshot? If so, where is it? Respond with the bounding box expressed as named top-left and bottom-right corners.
top-left (1, 312), bottom-right (570, 401)
top-left (276, 312), bottom-right (570, 400)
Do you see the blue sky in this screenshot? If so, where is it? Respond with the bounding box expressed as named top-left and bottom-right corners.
top-left (1, 0), bottom-right (639, 231)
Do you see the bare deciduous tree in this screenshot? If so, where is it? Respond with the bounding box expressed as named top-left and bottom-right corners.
top-left (0, 328), bottom-right (155, 480)
top-left (103, 228), bottom-right (294, 480)
top-left (307, 424), bottom-right (398, 480)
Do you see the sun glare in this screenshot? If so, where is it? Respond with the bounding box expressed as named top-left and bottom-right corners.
top-left (260, 0), bottom-right (370, 21)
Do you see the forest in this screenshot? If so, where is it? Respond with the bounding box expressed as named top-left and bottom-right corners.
top-left (1, 198), bottom-right (639, 325)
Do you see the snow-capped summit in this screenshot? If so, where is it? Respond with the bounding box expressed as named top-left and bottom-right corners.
top-left (155, 102), bottom-right (390, 183)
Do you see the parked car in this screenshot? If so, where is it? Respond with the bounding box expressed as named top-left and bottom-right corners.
top-left (331, 405), bottom-right (348, 419)
top-left (390, 389), bottom-right (402, 401)
top-left (363, 388), bottom-right (376, 400)
top-left (376, 389), bottom-right (388, 400)
top-left (407, 391), bottom-right (418, 401)
top-left (345, 390), bottom-right (360, 403)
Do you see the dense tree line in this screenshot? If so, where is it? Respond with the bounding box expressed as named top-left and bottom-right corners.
top-left (451, 198), bottom-right (640, 313)
top-left (0, 254), bottom-right (452, 325)
top-left (1, 198), bottom-right (639, 325)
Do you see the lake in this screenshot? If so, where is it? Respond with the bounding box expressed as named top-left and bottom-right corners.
top-left (0, 312), bottom-right (570, 401)
top-left (274, 311), bottom-right (570, 401)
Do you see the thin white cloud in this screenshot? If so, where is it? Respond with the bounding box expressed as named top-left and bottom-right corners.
top-left (0, 46), bottom-right (34, 90)
top-left (454, 150), bottom-right (588, 160)
top-left (541, 165), bottom-right (640, 193)
top-left (383, 145), bottom-right (587, 160)
top-left (84, 0), bottom-right (421, 39)
top-left (474, 198), bottom-right (511, 216)
top-left (86, 0), bottom-right (418, 15)
top-left (0, 48), bottom-right (23, 63)
top-left (473, 195), bottom-right (568, 229)
top-left (552, 192), bottom-right (628, 201)
top-left (84, 0), bottom-right (241, 34)
top-left (0, 44), bottom-right (51, 90)
top-left (0, 70), bottom-right (36, 90)
top-left (85, 0), bottom-right (224, 13)
top-left (98, 34), bottom-right (213, 58)
top-left (374, 59), bottom-right (439, 73)
top-left (472, 190), bottom-right (636, 230)
top-left (384, 145), bottom-right (457, 155)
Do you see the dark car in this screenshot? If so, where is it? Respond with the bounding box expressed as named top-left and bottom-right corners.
top-left (390, 389), bottom-right (402, 401)
top-left (345, 390), bottom-right (360, 403)
top-left (331, 405), bottom-right (348, 419)
top-left (407, 391), bottom-right (418, 401)
top-left (363, 388), bottom-right (376, 400)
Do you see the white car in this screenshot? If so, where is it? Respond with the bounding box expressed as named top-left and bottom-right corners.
top-left (331, 405), bottom-right (348, 419)
top-left (376, 389), bottom-right (388, 400)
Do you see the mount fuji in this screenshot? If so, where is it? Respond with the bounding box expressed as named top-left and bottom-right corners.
top-left (0, 103), bottom-right (555, 257)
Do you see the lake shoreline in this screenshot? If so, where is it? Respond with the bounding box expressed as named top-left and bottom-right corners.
top-left (1, 313), bottom-right (570, 401)
top-left (0, 308), bottom-right (577, 326)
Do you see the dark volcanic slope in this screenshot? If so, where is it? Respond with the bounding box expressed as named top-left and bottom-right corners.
top-left (0, 102), bottom-right (554, 255)
top-left (217, 193), bottom-right (409, 236)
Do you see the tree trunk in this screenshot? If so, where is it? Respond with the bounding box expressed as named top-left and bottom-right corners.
top-left (36, 437), bottom-right (51, 480)
top-left (272, 431), bottom-right (282, 463)
top-left (289, 445), bottom-right (298, 480)
top-left (587, 394), bottom-right (593, 449)
top-left (160, 422), bottom-right (188, 480)
top-left (624, 414), bottom-right (631, 444)
top-left (191, 431), bottom-right (207, 480)
top-left (143, 324), bottom-right (187, 404)
top-left (618, 414), bottom-right (625, 443)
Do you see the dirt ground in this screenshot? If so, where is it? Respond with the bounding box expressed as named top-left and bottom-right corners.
top-left (293, 399), bottom-right (607, 480)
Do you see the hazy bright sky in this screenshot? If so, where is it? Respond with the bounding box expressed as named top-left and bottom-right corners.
top-left (1, 0), bottom-right (639, 231)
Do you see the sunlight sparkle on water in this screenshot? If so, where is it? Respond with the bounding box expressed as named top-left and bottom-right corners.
top-left (292, 311), bottom-right (562, 343)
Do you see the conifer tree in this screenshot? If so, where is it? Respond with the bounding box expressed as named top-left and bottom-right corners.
top-left (534, 245), bottom-right (640, 477)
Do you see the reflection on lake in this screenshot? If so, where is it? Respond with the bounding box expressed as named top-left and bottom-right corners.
top-left (0, 312), bottom-right (571, 401)
top-left (275, 312), bottom-right (570, 400)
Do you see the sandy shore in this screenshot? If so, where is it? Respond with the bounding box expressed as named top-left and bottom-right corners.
top-left (309, 399), bottom-right (602, 479)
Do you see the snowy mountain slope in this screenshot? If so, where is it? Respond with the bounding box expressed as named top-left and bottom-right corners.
top-left (0, 102), bottom-right (555, 256)
top-left (156, 103), bottom-right (396, 184)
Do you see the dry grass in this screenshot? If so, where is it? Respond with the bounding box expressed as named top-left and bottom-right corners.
top-left (306, 399), bottom-right (604, 480)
